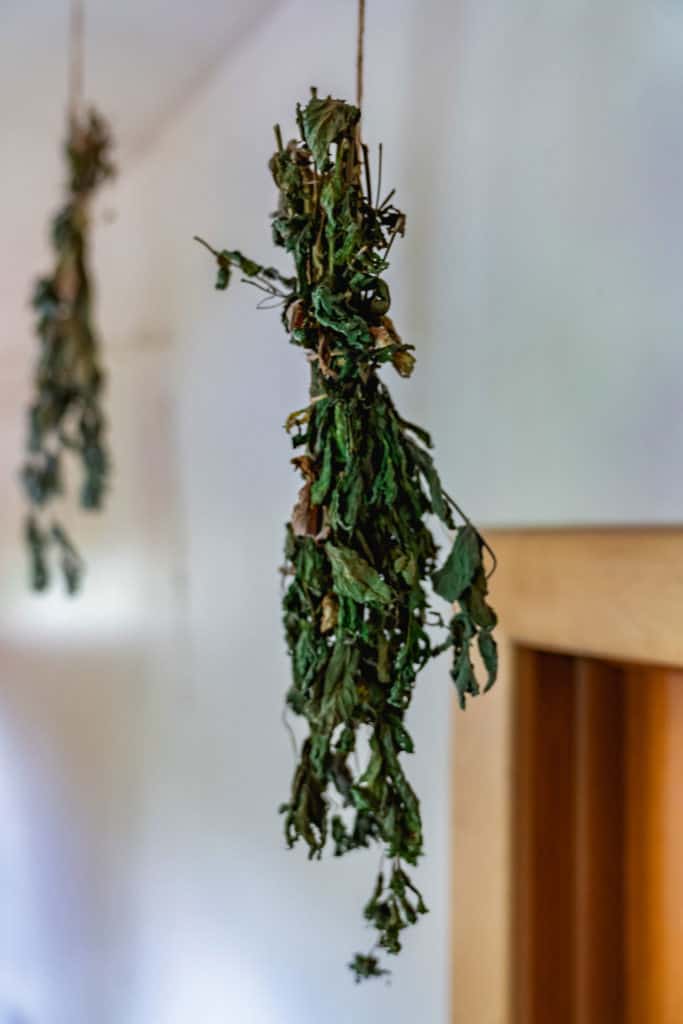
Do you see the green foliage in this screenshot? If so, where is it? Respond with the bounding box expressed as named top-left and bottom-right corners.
top-left (363, 864), bottom-right (428, 955)
top-left (432, 523), bottom-right (481, 602)
top-left (302, 96), bottom-right (360, 168)
top-left (326, 543), bottom-right (394, 606)
top-left (348, 953), bottom-right (390, 984)
top-left (21, 110), bottom-right (115, 593)
top-left (198, 90), bottom-right (498, 979)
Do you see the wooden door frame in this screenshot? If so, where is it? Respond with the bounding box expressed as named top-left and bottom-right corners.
top-left (450, 528), bottom-right (683, 1024)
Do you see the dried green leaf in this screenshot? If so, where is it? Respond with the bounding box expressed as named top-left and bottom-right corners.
top-left (468, 567), bottom-right (498, 630)
top-left (432, 524), bottom-right (481, 602)
top-left (451, 649), bottom-right (479, 709)
top-left (348, 954), bottom-right (390, 984)
top-left (326, 543), bottom-right (394, 606)
top-left (478, 630), bottom-right (498, 692)
top-left (310, 440), bottom-right (333, 506)
top-left (302, 94), bottom-right (360, 168)
top-left (408, 440), bottom-right (451, 524)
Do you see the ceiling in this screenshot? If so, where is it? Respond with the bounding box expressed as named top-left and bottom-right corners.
top-left (0, 0), bottom-right (283, 356)
top-left (2, 0), bottom-right (283, 154)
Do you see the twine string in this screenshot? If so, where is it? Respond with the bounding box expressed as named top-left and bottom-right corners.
top-left (356, 0), bottom-right (366, 111)
top-left (68, 0), bottom-right (84, 123)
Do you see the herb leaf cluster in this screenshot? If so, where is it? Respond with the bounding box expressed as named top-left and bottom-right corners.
top-left (21, 110), bottom-right (114, 594)
top-left (198, 90), bottom-right (498, 980)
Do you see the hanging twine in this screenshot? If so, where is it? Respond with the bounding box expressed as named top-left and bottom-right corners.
top-left (68, 0), bottom-right (84, 124)
top-left (355, 0), bottom-right (366, 159)
top-left (356, 0), bottom-right (365, 111)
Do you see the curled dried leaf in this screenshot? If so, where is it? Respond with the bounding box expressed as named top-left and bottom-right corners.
top-left (392, 348), bottom-right (416, 378)
top-left (291, 481), bottom-right (320, 538)
top-left (292, 454), bottom-right (316, 481)
top-left (285, 406), bottom-right (312, 433)
top-left (287, 298), bottom-right (306, 331)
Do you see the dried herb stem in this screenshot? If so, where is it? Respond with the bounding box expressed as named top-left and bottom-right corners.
top-left (197, 91), bottom-right (498, 981)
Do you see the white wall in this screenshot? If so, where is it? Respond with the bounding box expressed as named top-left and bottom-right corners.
top-left (2, 1), bottom-right (683, 1022)
top-left (94, 2), bottom-right (455, 1020)
top-left (430, 1), bottom-right (683, 526)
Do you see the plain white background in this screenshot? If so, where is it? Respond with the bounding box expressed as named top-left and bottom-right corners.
top-left (2, 1), bottom-right (683, 1021)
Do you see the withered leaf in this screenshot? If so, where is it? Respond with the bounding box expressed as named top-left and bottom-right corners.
top-left (408, 440), bottom-right (451, 524)
top-left (302, 94), bottom-right (360, 168)
top-left (392, 348), bottom-right (416, 378)
top-left (320, 592), bottom-right (339, 633)
top-left (478, 630), bottom-right (498, 692)
top-left (310, 441), bottom-right (333, 506)
top-left (432, 524), bottom-right (482, 602)
top-left (286, 299), bottom-right (305, 331)
top-left (291, 454), bottom-right (316, 481)
top-left (326, 543), bottom-right (394, 606)
top-left (291, 481), bottom-right (319, 538)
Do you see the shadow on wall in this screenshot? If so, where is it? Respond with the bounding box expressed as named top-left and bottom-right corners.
top-left (0, 642), bottom-right (147, 1024)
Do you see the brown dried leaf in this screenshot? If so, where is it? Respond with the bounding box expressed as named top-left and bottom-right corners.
top-left (291, 481), bottom-right (320, 537)
top-left (285, 406), bottom-right (311, 433)
top-left (317, 333), bottom-right (338, 379)
top-left (292, 454), bottom-right (316, 481)
top-left (370, 324), bottom-right (392, 349)
top-left (320, 592), bottom-right (338, 633)
top-left (370, 316), bottom-right (401, 348)
top-left (392, 349), bottom-right (416, 378)
top-left (286, 299), bottom-right (305, 331)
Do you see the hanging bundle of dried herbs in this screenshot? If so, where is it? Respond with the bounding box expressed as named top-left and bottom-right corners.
top-left (21, 110), bottom-right (114, 593)
top-left (197, 90), bottom-right (498, 981)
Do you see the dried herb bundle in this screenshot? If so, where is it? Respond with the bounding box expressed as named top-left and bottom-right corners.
top-left (21, 110), bottom-right (114, 593)
top-left (197, 90), bottom-right (498, 980)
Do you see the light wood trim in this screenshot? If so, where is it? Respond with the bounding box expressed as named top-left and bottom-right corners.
top-left (483, 528), bottom-right (683, 667)
top-left (451, 528), bottom-right (683, 1024)
top-left (450, 635), bottom-right (514, 1024)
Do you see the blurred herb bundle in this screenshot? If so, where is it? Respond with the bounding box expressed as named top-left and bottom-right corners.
top-left (197, 90), bottom-right (498, 980)
top-left (21, 110), bottom-right (114, 593)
